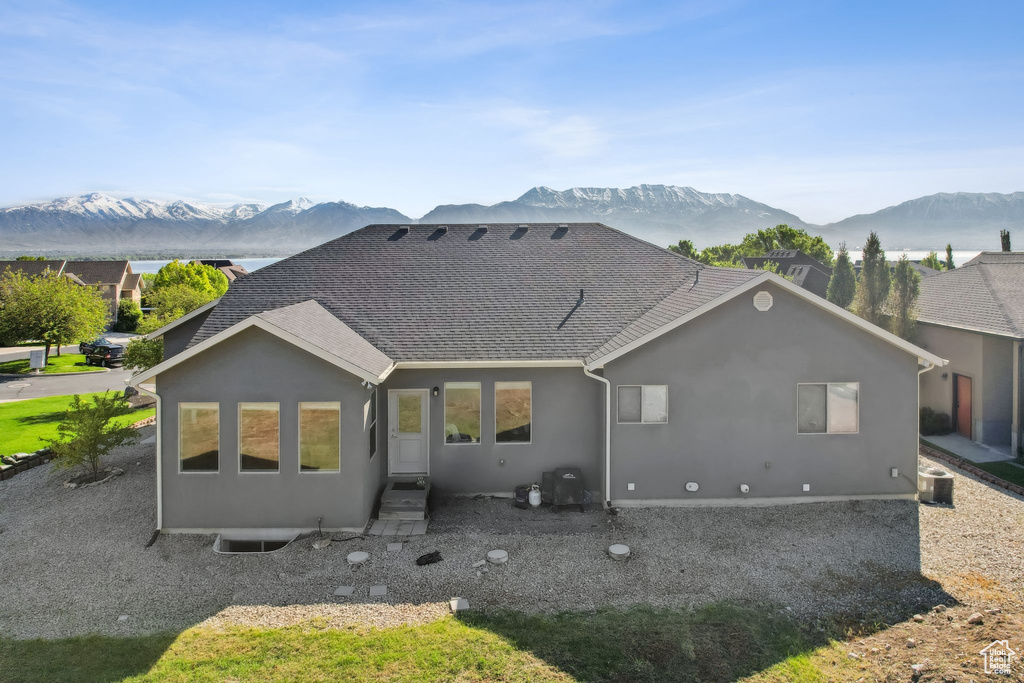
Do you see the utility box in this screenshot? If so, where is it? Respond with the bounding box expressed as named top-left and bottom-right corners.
top-left (29, 349), bottom-right (45, 371)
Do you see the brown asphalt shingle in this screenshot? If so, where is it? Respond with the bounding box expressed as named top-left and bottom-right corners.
top-left (65, 260), bottom-right (129, 285)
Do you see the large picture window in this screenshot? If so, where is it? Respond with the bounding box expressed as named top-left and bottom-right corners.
top-left (179, 402), bottom-right (219, 472)
top-left (617, 385), bottom-right (668, 424)
top-left (798, 382), bottom-right (859, 434)
top-left (495, 381), bottom-right (531, 444)
top-left (238, 402), bottom-right (280, 472)
top-left (444, 382), bottom-right (481, 444)
top-left (299, 402), bottom-right (341, 471)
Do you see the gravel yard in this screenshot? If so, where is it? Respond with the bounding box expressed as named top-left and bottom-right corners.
top-left (1, 429), bottom-right (1021, 640)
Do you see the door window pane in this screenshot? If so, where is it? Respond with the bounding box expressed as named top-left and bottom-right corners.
top-left (495, 381), bottom-right (531, 443)
top-left (299, 402), bottom-right (341, 471)
top-left (828, 383), bottom-right (859, 434)
top-left (642, 385), bottom-right (668, 424)
top-left (444, 382), bottom-right (480, 443)
top-left (398, 394), bottom-right (422, 434)
top-left (617, 386), bottom-right (642, 423)
top-left (179, 403), bottom-right (219, 471)
top-left (798, 384), bottom-right (827, 433)
top-left (238, 403), bottom-right (279, 472)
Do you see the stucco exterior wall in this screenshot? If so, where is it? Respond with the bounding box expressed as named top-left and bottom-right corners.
top-left (917, 323), bottom-right (1014, 445)
top-left (603, 281), bottom-right (921, 502)
top-left (162, 307), bottom-right (214, 359)
top-left (379, 368), bottom-right (603, 495)
top-left (156, 327), bottom-right (376, 531)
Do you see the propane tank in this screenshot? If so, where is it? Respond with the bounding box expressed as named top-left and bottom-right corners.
top-left (528, 484), bottom-right (541, 507)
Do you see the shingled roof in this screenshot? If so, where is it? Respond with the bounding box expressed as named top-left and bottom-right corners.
top-left (65, 260), bottom-right (129, 285)
top-left (917, 256), bottom-right (1024, 339)
top-left (0, 260), bottom-right (67, 277)
top-left (190, 223), bottom-right (762, 363)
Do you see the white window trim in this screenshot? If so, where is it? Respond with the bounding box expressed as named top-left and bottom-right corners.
top-left (444, 381), bottom-right (482, 445)
top-left (237, 402), bottom-right (281, 474)
top-left (616, 385), bottom-right (669, 425)
top-left (369, 389), bottom-right (378, 459)
top-left (178, 402), bottom-right (220, 474)
top-left (297, 401), bottom-right (342, 473)
top-left (796, 382), bottom-right (860, 435)
top-left (494, 381), bottom-right (532, 445)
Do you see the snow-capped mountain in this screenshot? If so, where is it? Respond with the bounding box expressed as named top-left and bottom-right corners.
top-left (0, 187), bottom-right (1019, 255)
top-left (421, 184), bottom-right (811, 246)
top-left (825, 192), bottom-right (1024, 247)
top-left (0, 193), bottom-right (410, 253)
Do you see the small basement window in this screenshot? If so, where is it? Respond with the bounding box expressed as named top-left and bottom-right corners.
top-left (213, 535), bottom-right (295, 554)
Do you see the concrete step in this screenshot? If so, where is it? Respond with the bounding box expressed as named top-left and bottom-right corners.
top-left (378, 505), bottom-right (426, 521)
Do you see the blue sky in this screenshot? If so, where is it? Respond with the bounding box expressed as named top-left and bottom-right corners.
top-left (1, 0), bottom-right (1022, 222)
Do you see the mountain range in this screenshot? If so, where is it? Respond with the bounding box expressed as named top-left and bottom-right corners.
top-left (1, 186), bottom-right (1020, 256)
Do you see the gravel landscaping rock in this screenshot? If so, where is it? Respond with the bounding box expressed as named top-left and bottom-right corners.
top-left (1, 432), bottom-right (1022, 639)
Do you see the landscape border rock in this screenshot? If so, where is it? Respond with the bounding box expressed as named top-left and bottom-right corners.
top-left (63, 467), bottom-right (124, 489)
top-left (919, 443), bottom-right (1024, 497)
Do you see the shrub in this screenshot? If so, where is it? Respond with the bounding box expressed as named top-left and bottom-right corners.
top-left (47, 393), bottom-right (140, 482)
top-left (113, 299), bottom-right (143, 332)
top-left (123, 336), bottom-right (164, 373)
top-left (920, 407), bottom-right (952, 436)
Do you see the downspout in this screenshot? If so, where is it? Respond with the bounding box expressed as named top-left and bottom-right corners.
top-left (583, 365), bottom-right (612, 508)
top-left (135, 383), bottom-right (163, 530)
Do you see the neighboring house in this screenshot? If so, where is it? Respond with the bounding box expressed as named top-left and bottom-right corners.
top-left (741, 250), bottom-right (832, 298)
top-left (854, 259), bottom-right (939, 278)
top-left (0, 259), bottom-right (69, 278)
top-left (133, 223), bottom-right (945, 534)
top-left (64, 260), bottom-right (142, 323)
top-left (191, 259), bottom-right (249, 283)
top-left (917, 252), bottom-right (1024, 452)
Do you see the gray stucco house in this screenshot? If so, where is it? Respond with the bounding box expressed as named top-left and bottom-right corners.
top-left (917, 252), bottom-right (1023, 453)
top-left (134, 223), bottom-right (945, 535)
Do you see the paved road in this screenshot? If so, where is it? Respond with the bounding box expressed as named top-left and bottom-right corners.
top-left (0, 333), bottom-right (139, 362)
top-left (0, 366), bottom-right (133, 402)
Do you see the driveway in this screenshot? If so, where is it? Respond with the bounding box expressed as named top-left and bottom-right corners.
top-left (0, 365), bottom-right (132, 401)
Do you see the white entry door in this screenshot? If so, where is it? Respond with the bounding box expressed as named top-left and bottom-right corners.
top-left (388, 389), bottom-right (429, 475)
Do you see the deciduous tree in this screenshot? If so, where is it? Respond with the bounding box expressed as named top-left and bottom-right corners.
top-left (47, 393), bottom-right (140, 483)
top-left (152, 260), bottom-right (228, 298)
top-left (0, 270), bottom-right (108, 357)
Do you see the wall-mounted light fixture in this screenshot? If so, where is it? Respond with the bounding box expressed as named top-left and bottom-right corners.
top-left (432, 386), bottom-right (439, 397)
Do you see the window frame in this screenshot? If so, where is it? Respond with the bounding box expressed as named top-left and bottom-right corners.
top-left (494, 380), bottom-right (532, 445)
top-left (796, 382), bottom-right (860, 435)
top-left (297, 401), bottom-right (342, 474)
top-left (368, 389), bottom-right (378, 459)
top-left (178, 402), bottom-right (220, 474)
top-left (237, 402), bottom-right (281, 474)
top-left (443, 381), bottom-right (482, 445)
top-left (616, 384), bottom-right (669, 425)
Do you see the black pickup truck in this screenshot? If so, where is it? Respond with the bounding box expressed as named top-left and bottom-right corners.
top-left (86, 343), bottom-right (125, 367)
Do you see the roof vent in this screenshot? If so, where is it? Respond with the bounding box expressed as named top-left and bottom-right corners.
top-left (427, 226), bottom-right (447, 241)
top-left (511, 226), bottom-right (529, 240)
top-left (438, 225), bottom-right (448, 233)
top-left (389, 226), bottom-right (409, 241)
top-left (469, 226), bottom-right (488, 241)
top-left (552, 226), bottom-right (568, 239)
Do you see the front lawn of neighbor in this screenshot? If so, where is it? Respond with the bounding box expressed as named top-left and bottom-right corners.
top-left (0, 393), bottom-right (154, 454)
top-left (0, 353), bottom-right (104, 375)
top-left (973, 460), bottom-right (1024, 488)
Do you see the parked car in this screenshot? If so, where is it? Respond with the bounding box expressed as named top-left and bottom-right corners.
top-left (86, 343), bottom-right (124, 367)
top-left (79, 337), bottom-right (113, 355)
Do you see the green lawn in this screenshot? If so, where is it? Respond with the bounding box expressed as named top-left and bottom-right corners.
top-left (0, 353), bottom-right (104, 375)
top-left (0, 393), bottom-right (154, 454)
top-left (973, 460), bottom-right (1024, 487)
top-left (0, 604), bottom-right (866, 683)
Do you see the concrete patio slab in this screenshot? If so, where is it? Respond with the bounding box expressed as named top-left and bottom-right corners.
top-left (369, 585), bottom-right (387, 597)
top-left (387, 542), bottom-right (403, 552)
top-left (333, 586), bottom-right (355, 597)
top-left (923, 434), bottom-right (1014, 463)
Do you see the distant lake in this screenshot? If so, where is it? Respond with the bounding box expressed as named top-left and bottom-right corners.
top-left (884, 250), bottom-right (979, 264)
top-left (130, 257), bottom-right (284, 274)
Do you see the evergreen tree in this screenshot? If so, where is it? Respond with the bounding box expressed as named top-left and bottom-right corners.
top-left (889, 255), bottom-right (920, 340)
top-left (826, 242), bottom-right (856, 309)
top-left (855, 232), bottom-right (891, 327)
top-left (944, 244), bottom-right (955, 270)
top-left (1001, 229), bottom-right (1012, 252)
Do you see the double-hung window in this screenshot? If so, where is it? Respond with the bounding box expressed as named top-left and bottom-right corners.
top-left (617, 385), bottom-right (668, 424)
top-left (797, 382), bottom-right (859, 434)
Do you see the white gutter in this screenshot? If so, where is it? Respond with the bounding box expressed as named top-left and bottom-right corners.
top-left (135, 383), bottom-right (162, 530)
top-left (583, 365), bottom-right (612, 508)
